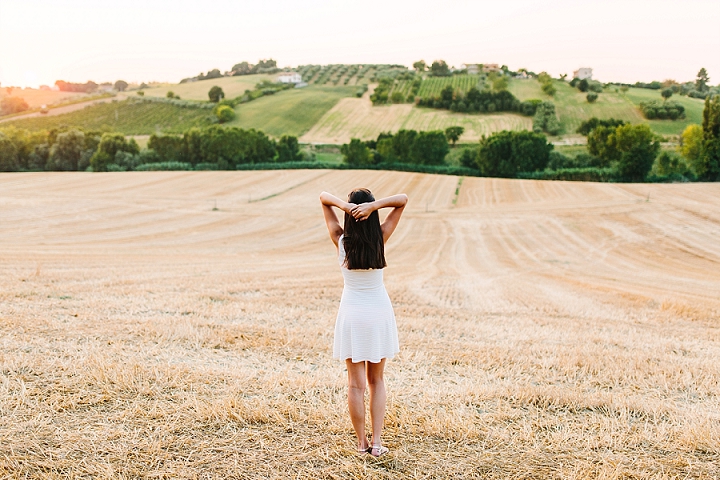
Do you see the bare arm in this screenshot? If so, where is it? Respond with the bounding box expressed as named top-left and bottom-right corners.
top-left (350, 194), bottom-right (408, 243)
top-left (319, 191), bottom-right (355, 246)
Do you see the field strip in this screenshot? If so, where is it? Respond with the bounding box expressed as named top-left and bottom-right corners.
top-left (2, 171), bottom-right (720, 478)
top-left (300, 93), bottom-right (531, 144)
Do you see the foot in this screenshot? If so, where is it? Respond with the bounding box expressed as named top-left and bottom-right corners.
top-left (370, 444), bottom-right (389, 457)
top-left (357, 438), bottom-right (370, 455)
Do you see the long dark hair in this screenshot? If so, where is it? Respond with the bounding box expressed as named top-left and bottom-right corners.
top-left (343, 188), bottom-right (387, 270)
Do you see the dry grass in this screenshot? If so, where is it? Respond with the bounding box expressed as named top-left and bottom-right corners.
top-left (1, 171), bottom-right (720, 479)
top-left (300, 88), bottom-right (531, 144)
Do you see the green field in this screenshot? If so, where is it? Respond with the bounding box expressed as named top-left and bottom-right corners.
top-left (508, 78), bottom-right (706, 136)
top-left (4, 100), bottom-right (213, 134)
top-left (141, 74), bottom-right (276, 101)
top-left (227, 85), bottom-right (356, 137)
top-left (417, 75), bottom-right (482, 99)
top-left (4, 74), bottom-right (708, 143)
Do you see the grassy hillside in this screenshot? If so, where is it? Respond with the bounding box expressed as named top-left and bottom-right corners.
top-left (227, 85), bottom-right (356, 137)
top-left (621, 87), bottom-right (705, 135)
top-left (141, 74), bottom-right (276, 101)
top-left (300, 94), bottom-right (531, 144)
top-left (5, 99), bottom-right (213, 134)
top-left (508, 78), bottom-right (706, 136)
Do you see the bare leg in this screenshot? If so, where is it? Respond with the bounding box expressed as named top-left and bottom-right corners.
top-left (366, 359), bottom-right (387, 452)
top-left (345, 360), bottom-right (369, 451)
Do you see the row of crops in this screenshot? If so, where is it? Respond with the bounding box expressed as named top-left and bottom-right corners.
top-left (293, 65), bottom-right (489, 105)
top-left (372, 75), bottom-right (486, 105)
top-left (295, 64), bottom-right (410, 86)
top-left (417, 75), bottom-right (484, 99)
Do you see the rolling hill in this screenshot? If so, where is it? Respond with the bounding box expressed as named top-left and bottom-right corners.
top-left (2, 72), bottom-right (708, 142)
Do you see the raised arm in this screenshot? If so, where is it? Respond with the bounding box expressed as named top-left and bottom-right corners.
top-left (350, 194), bottom-right (408, 243)
top-left (320, 191), bottom-right (355, 246)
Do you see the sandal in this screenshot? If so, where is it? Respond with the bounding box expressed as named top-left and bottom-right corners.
top-left (357, 438), bottom-right (371, 456)
top-left (370, 444), bottom-right (389, 457)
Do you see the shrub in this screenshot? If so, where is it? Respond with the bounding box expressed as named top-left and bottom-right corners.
top-left (390, 91), bottom-right (404, 103)
top-left (653, 150), bottom-right (690, 177)
top-left (586, 92), bottom-right (598, 103)
top-left (134, 162), bottom-right (193, 171)
top-left (547, 151), bottom-right (603, 170)
top-left (518, 167), bottom-right (616, 182)
top-left (576, 117), bottom-right (625, 136)
top-left (519, 99), bottom-right (542, 116)
top-left (216, 105), bottom-right (236, 123)
top-left (588, 81), bottom-right (603, 93)
top-left (639, 100), bottom-right (685, 120)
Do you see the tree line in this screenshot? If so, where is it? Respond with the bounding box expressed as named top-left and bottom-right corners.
top-left (340, 127), bottom-right (553, 178)
top-left (0, 125), bottom-right (309, 173)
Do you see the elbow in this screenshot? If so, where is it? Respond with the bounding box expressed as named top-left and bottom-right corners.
top-left (400, 193), bottom-right (408, 206)
top-left (319, 191), bottom-right (328, 202)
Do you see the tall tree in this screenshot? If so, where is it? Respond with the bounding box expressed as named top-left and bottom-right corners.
top-left (208, 86), bottom-right (225, 103)
top-left (695, 68), bottom-right (710, 92)
top-left (114, 80), bottom-right (128, 92)
top-left (341, 139), bottom-right (372, 166)
top-left (409, 131), bottom-right (449, 165)
top-left (444, 126), bottom-right (464, 146)
top-left (430, 60), bottom-right (450, 77)
top-left (412, 60), bottom-right (426, 73)
top-left (680, 124), bottom-right (703, 174)
top-left (700, 95), bottom-right (720, 179)
top-left (477, 130), bottom-right (552, 177)
top-left (611, 124), bottom-right (661, 182)
top-left (49, 130), bottom-right (85, 171)
top-left (661, 88), bottom-right (673, 101)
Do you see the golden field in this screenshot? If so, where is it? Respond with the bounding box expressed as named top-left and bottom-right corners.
top-left (1, 171), bottom-right (719, 479)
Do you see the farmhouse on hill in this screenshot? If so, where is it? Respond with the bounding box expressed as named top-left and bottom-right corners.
top-left (483, 64), bottom-right (501, 73)
top-left (461, 63), bottom-right (481, 74)
top-left (573, 67), bottom-right (593, 80)
top-left (277, 72), bottom-right (302, 84)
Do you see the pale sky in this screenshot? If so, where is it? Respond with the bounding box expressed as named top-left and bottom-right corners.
top-left (1, 0), bottom-right (719, 88)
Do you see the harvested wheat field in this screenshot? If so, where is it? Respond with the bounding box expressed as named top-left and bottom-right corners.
top-left (300, 91), bottom-right (531, 144)
top-left (1, 171), bottom-right (719, 479)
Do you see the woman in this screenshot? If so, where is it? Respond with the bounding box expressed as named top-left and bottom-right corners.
top-left (320, 188), bottom-right (408, 458)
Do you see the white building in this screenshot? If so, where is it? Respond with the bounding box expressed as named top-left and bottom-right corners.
top-left (573, 68), bottom-right (593, 80)
top-left (277, 72), bottom-right (302, 84)
top-left (461, 63), bottom-right (481, 74)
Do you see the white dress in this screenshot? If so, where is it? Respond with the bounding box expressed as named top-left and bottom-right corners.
top-left (333, 235), bottom-right (400, 363)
